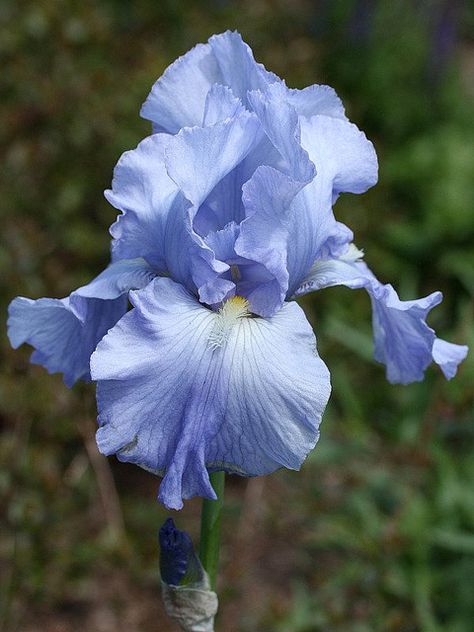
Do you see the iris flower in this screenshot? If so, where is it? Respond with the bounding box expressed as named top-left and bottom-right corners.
top-left (8, 32), bottom-right (468, 510)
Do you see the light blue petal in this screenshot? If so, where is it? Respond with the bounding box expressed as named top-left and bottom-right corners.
top-left (370, 285), bottom-right (443, 384)
top-left (144, 79), bottom-right (375, 314)
top-left (72, 258), bottom-right (156, 302)
top-left (294, 256), bottom-right (468, 384)
top-left (198, 81), bottom-right (347, 233)
top-left (236, 166), bottom-right (302, 316)
top-left (248, 82), bottom-right (315, 183)
top-left (164, 111), bottom-right (262, 209)
top-left (300, 114), bottom-right (378, 197)
top-left (194, 133), bottom-right (282, 233)
top-left (284, 182), bottom-right (336, 297)
top-left (106, 134), bottom-right (228, 302)
top-left (201, 216), bottom-right (284, 312)
top-left (283, 115), bottom-right (377, 295)
top-left (106, 134), bottom-right (179, 271)
top-left (204, 221), bottom-right (240, 263)
top-left (432, 338), bottom-right (468, 379)
top-left (140, 31), bottom-right (278, 133)
top-left (203, 84), bottom-right (245, 126)
top-left (7, 258), bottom-right (157, 386)
top-left (317, 222), bottom-right (354, 259)
top-left (293, 257), bottom-right (375, 296)
top-left (235, 164), bottom-right (353, 316)
top-left (208, 31), bottom-right (280, 105)
top-left (285, 84), bottom-right (347, 120)
top-left (239, 94), bottom-right (376, 303)
top-left (194, 80), bottom-right (291, 234)
top-left (232, 85), bottom-right (343, 313)
top-left (91, 277), bottom-right (331, 510)
top-left (195, 277), bottom-right (236, 308)
top-left (8, 294), bottom-right (126, 387)
top-left (162, 113), bottom-right (265, 304)
top-left (140, 42), bottom-right (222, 133)
top-left (166, 198), bottom-right (231, 304)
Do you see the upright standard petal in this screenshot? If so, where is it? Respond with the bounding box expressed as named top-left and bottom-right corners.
top-left (235, 157), bottom-right (335, 315)
top-left (91, 278), bottom-right (331, 510)
top-left (235, 166), bottom-right (303, 316)
top-left (294, 254), bottom-right (468, 383)
top-left (235, 110), bottom-right (377, 310)
top-left (208, 31), bottom-right (280, 105)
top-left (8, 294), bottom-right (126, 387)
top-left (140, 42), bottom-right (222, 133)
top-left (194, 131), bottom-right (282, 233)
top-left (300, 114), bottom-right (378, 198)
top-left (106, 134), bottom-right (180, 271)
top-left (284, 114), bottom-right (378, 296)
top-left (285, 84), bottom-right (347, 120)
top-left (164, 111), bottom-right (261, 209)
top-left (163, 112), bottom-right (262, 304)
top-left (202, 84), bottom-right (246, 126)
top-left (140, 31), bottom-right (279, 133)
top-left (248, 83), bottom-right (315, 184)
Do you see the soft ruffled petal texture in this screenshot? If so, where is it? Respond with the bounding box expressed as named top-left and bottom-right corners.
top-left (285, 84), bottom-right (347, 120)
top-left (164, 111), bottom-right (262, 209)
top-left (72, 258), bottom-right (156, 302)
top-left (165, 112), bottom-right (274, 305)
top-left (91, 278), bottom-right (331, 510)
top-left (203, 84), bottom-right (246, 126)
top-left (163, 112), bottom-right (264, 305)
top-left (248, 83), bottom-right (315, 184)
top-left (8, 294), bottom-right (126, 387)
top-left (235, 112), bottom-right (378, 310)
top-left (135, 33), bottom-right (379, 318)
top-left (192, 130), bottom-right (282, 234)
top-left (106, 133), bottom-right (197, 275)
top-left (140, 42), bottom-right (222, 133)
top-left (6, 258), bottom-right (156, 386)
top-left (236, 166), bottom-right (303, 316)
top-left (431, 338), bottom-right (468, 379)
top-left (140, 31), bottom-right (278, 133)
top-left (106, 134), bottom-right (180, 271)
top-left (284, 115), bottom-right (377, 295)
top-left (106, 133), bottom-right (231, 302)
top-left (300, 114), bottom-right (378, 199)
top-left (9, 28), bottom-right (468, 517)
top-left (208, 31), bottom-right (280, 105)
top-left (294, 254), bottom-right (468, 383)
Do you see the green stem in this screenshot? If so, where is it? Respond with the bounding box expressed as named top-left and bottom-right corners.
top-left (199, 471), bottom-right (225, 590)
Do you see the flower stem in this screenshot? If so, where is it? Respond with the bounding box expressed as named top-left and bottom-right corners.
top-left (199, 471), bottom-right (225, 590)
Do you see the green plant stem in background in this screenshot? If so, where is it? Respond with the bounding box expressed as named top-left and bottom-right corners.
top-left (199, 471), bottom-right (225, 590)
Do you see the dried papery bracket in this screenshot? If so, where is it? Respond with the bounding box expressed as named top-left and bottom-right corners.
top-left (161, 578), bottom-right (218, 632)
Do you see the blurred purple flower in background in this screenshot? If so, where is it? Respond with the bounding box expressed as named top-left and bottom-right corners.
top-left (8, 31), bottom-right (468, 510)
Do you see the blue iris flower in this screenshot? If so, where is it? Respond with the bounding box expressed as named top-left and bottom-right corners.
top-left (8, 32), bottom-right (468, 509)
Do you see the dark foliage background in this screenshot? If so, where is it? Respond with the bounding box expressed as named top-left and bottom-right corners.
top-left (1, 1), bottom-right (473, 631)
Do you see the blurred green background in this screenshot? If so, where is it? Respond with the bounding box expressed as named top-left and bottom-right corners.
top-left (1, 1), bottom-right (473, 631)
